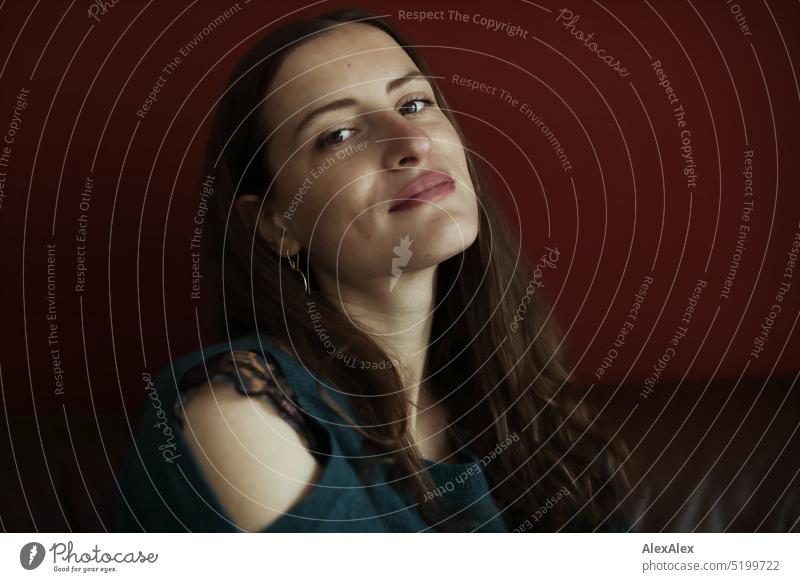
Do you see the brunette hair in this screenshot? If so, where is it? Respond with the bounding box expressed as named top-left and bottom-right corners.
top-left (199, 8), bottom-right (630, 531)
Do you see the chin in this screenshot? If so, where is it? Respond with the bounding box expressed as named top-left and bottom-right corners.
top-left (415, 221), bottom-right (480, 268)
top-left (443, 215), bottom-right (479, 251)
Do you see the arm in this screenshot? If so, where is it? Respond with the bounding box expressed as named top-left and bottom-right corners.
top-left (180, 377), bottom-right (323, 532)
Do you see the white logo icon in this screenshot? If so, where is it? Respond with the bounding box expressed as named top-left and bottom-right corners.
top-left (390, 234), bottom-right (413, 292)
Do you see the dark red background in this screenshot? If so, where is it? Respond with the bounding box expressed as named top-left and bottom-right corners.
top-left (1, 0), bottom-right (798, 422)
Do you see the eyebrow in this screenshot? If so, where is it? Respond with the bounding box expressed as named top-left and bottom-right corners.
top-left (293, 70), bottom-right (428, 140)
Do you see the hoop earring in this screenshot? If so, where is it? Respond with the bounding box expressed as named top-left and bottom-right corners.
top-left (286, 251), bottom-right (310, 295)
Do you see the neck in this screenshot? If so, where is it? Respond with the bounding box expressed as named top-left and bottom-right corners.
top-left (314, 263), bottom-right (438, 413)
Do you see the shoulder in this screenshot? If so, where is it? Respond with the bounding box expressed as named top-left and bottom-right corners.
top-left (178, 348), bottom-right (324, 532)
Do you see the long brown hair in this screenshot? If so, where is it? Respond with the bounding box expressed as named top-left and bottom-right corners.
top-left (200, 8), bottom-right (629, 531)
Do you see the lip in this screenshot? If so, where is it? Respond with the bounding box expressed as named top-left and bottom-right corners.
top-left (388, 170), bottom-right (456, 213)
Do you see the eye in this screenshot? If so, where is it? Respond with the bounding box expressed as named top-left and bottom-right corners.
top-left (399, 95), bottom-right (434, 115)
top-left (316, 127), bottom-right (356, 149)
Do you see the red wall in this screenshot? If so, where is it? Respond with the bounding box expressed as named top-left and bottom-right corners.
top-left (1, 0), bottom-right (797, 415)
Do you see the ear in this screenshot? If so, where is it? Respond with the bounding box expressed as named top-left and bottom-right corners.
top-left (234, 193), bottom-right (302, 257)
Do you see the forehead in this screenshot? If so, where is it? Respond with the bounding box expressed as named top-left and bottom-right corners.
top-left (263, 23), bottom-right (417, 127)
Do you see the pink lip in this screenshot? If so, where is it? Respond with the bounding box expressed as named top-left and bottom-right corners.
top-left (388, 170), bottom-right (456, 213)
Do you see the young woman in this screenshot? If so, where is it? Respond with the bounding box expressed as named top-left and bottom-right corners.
top-left (115, 8), bottom-right (630, 533)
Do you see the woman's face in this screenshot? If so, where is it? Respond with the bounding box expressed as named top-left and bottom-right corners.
top-left (251, 23), bottom-right (479, 293)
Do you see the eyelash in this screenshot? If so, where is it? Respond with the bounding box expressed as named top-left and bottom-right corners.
top-left (314, 94), bottom-right (436, 150)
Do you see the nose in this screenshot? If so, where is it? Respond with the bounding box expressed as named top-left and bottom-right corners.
top-left (378, 114), bottom-right (432, 169)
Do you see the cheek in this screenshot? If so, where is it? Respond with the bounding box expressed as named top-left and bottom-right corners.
top-left (301, 174), bottom-right (400, 275)
top-left (434, 124), bottom-right (472, 178)
top-left (293, 161), bottom-right (375, 250)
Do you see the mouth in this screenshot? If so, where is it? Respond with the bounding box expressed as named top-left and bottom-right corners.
top-left (388, 170), bottom-right (456, 213)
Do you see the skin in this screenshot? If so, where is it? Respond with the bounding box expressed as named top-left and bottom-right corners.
top-left (184, 23), bottom-right (479, 531)
top-left (237, 23), bottom-right (479, 401)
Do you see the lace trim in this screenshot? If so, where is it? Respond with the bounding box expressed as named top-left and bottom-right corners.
top-left (176, 349), bottom-right (326, 461)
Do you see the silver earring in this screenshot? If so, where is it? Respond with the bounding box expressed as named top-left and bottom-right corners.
top-left (286, 252), bottom-right (309, 294)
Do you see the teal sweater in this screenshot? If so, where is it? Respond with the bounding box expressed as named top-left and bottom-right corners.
top-left (114, 332), bottom-right (511, 532)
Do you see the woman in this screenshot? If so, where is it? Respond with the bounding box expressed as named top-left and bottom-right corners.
top-left (115, 8), bottom-right (630, 533)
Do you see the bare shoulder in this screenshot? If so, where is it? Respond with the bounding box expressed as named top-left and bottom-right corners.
top-left (179, 375), bottom-right (323, 532)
